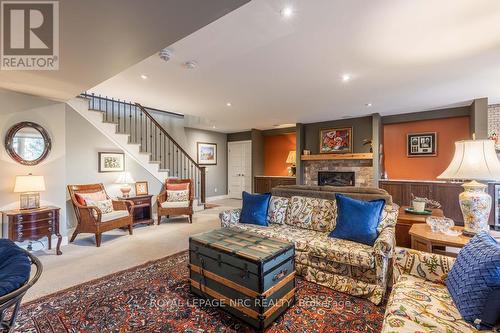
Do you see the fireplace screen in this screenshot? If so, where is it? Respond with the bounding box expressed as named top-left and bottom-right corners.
top-left (318, 171), bottom-right (355, 186)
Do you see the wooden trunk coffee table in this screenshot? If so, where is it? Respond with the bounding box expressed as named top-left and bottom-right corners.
top-left (409, 224), bottom-right (470, 257)
top-left (189, 228), bottom-right (296, 333)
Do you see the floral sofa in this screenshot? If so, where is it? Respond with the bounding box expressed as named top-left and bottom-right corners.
top-left (382, 248), bottom-right (496, 333)
top-left (219, 185), bottom-right (399, 305)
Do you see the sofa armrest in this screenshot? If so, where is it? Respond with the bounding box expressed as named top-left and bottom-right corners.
top-left (378, 203), bottom-right (399, 231)
top-left (219, 209), bottom-right (241, 228)
top-left (373, 226), bottom-right (396, 258)
top-left (393, 247), bottom-right (455, 284)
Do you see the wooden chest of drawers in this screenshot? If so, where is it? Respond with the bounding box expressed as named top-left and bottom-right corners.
top-left (2, 206), bottom-right (62, 255)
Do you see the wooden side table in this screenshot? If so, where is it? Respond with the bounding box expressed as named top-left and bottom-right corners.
top-left (1, 206), bottom-right (62, 255)
top-left (409, 224), bottom-right (469, 257)
top-left (117, 195), bottom-right (154, 226)
top-left (396, 206), bottom-right (444, 248)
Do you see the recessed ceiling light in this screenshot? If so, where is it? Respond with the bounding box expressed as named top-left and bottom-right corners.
top-left (212, 125), bottom-right (216, 129)
top-left (184, 61), bottom-right (197, 69)
top-left (341, 73), bottom-right (351, 82)
top-left (365, 103), bottom-right (373, 107)
top-left (281, 6), bottom-right (293, 18)
top-left (226, 102), bottom-right (232, 107)
top-left (140, 74), bottom-right (148, 80)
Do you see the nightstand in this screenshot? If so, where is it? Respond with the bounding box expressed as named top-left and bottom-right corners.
top-left (1, 206), bottom-right (62, 255)
top-left (117, 195), bottom-right (154, 226)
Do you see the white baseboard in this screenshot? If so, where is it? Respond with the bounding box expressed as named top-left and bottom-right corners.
top-left (206, 195), bottom-right (229, 202)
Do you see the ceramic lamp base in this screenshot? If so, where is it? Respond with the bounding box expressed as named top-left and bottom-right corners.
top-left (459, 180), bottom-right (491, 236)
top-left (120, 186), bottom-right (132, 198)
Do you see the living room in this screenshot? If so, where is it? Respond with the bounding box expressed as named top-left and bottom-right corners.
top-left (1, 1), bottom-right (499, 332)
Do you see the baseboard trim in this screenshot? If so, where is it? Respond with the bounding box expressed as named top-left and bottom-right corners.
top-left (206, 195), bottom-right (229, 202)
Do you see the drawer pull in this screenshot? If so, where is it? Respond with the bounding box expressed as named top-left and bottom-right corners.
top-left (273, 269), bottom-right (288, 282)
top-left (48, 212), bottom-right (52, 217)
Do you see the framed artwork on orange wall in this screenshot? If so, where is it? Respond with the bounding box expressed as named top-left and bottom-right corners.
top-left (407, 132), bottom-right (437, 157)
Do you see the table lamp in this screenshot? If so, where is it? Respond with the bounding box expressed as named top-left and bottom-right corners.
top-left (115, 172), bottom-right (135, 197)
top-left (286, 150), bottom-right (296, 176)
top-left (14, 174), bottom-right (46, 209)
top-left (438, 139), bottom-right (500, 236)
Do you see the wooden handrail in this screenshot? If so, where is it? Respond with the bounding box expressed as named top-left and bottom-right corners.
top-left (80, 93), bottom-right (206, 204)
top-left (135, 103), bottom-right (202, 170)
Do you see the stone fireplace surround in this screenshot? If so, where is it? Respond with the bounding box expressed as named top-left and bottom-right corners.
top-left (303, 159), bottom-right (374, 187)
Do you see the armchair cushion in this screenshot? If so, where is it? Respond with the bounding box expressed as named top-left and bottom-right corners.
top-left (0, 239), bottom-right (31, 297)
top-left (161, 201), bottom-right (190, 208)
top-left (166, 190), bottom-right (189, 202)
top-left (329, 194), bottom-right (384, 246)
top-left (75, 190), bottom-right (107, 205)
top-left (101, 210), bottom-right (129, 222)
top-left (166, 183), bottom-right (189, 191)
top-left (445, 232), bottom-right (500, 329)
top-left (86, 199), bottom-right (114, 218)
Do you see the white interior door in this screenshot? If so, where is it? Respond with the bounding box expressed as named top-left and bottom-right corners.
top-left (228, 141), bottom-right (252, 199)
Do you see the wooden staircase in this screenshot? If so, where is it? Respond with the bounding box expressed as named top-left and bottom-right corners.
top-left (68, 93), bottom-right (206, 205)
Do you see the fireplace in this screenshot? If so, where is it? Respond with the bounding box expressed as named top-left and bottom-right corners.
top-left (318, 171), bottom-right (355, 186)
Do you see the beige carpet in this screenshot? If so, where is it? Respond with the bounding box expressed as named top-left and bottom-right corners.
top-left (24, 199), bottom-right (241, 302)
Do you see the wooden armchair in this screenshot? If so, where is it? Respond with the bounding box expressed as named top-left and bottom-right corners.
top-left (68, 183), bottom-right (135, 247)
top-left (157, 178), bottom-right (194, 224)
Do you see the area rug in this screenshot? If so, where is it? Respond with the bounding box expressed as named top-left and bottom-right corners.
top-left (16, 251), bottom-right (385, 332)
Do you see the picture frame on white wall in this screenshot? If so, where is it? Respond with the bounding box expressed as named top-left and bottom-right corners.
top-left (98, 152), bottom-right (125, 172)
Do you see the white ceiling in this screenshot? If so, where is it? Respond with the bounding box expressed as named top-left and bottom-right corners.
top-left (91, 0), bottom-right (500, 133)
top-left (0, 0), bottom-right (249, 101)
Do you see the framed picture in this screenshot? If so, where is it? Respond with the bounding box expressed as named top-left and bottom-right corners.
top-left (407, 132), bottom-right (437, 157)
top-left (197, 142), bottom-right (217, 165)
top-left (319, 127), bottom-right (352, 154)
top-left (135, 181), bottom-right (149, 196)
top-left (98, 152), bottom-right (125, 172)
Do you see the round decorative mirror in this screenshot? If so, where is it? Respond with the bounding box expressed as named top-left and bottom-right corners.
top-left (4, 122), bottom-right (51, 165)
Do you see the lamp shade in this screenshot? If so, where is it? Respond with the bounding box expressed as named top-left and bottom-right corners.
top-left (286, 150), bottom-right (296, 164)
top-left (115, 172), bottom-right (135, 184)
top-left (437, 140), bottom-right (500, 181)
top-left (14, 175), bottom-right (46, 192)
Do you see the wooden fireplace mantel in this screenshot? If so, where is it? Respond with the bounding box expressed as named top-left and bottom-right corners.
top-left (300, 153), bottom-right (373, 161)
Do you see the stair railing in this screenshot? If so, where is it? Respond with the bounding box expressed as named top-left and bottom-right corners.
top-left (81, 93), bottom-right (206, 204)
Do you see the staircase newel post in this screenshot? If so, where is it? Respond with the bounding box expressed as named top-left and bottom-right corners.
top-left (200, 166), bottom-right (206, 204)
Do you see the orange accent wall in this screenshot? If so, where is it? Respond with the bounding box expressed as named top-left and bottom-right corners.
top-left (264, 133), bottom-right (296, 176)
top-left (383, 117), bottom-right (470, 180)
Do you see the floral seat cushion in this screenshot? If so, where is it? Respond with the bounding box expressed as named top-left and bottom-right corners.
top-left (308, 235), bottom-right (375, 268)
top-left (229, 224), bottom-right (322, 252)
top-left (382, 274), bottom-right (479, 333)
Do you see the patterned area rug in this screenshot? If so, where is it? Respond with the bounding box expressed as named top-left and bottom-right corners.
top-left (16, 251), bottom-right (385, 332)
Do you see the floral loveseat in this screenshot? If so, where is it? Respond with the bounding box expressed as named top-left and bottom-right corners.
top-left (382, 248), bottom-right (496, 333)
top-left (220, 185), bottom-right (399, 304)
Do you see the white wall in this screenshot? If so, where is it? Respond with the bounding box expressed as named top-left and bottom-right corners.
top-left (65, 105), bottom-right (163, 228)
top-left (0, 91), bottom-right (68, 246)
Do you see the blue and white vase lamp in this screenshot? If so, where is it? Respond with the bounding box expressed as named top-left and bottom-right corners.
top-left (438, 140), bottom-right (500, 236)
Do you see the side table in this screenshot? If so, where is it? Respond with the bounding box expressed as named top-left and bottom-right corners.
top-left (117, 195), bottom-right (154, 226)
top-left (409, 224), bottom-right (469, 257)
top-left (396, 206), bottom-right (444, 248)
top-left (1, 206), bottom-right (62, 255)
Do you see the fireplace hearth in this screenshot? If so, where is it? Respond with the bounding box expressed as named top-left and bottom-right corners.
top-left (318, 171), bottom-right (355, 186)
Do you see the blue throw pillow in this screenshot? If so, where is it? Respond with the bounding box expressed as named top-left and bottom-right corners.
top-left (0, 239), bottom-right (31, 297)
top-left (329, 194), bottom-right (385, 246)
top-left (445, 232), bottom-right (500, 329)
top-left (240, 191), bottom-right (271, 226)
